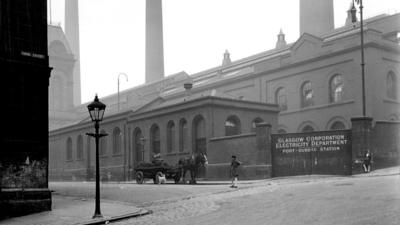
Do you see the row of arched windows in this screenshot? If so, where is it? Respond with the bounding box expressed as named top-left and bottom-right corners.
top-left (275, 71), bottom-right (399, 111)
top-left (275, 74), bottom-right (344, 111)
top-left (277, 120), bottom-right (347, 134)
top-left (66, 127), bottom-right (122, 161)
top-left (66, 136), bottom-right (84, 161)
top-left (131, 115), bottom-right (264, 161)
top-left (132, 116), bottom-right (205, 162)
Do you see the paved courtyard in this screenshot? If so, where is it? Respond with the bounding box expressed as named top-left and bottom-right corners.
top-left (1, 167), bottom-right (399, 225)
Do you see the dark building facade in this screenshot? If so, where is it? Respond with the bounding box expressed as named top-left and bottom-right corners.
top-left (0, 0), bottom-right (51, 218)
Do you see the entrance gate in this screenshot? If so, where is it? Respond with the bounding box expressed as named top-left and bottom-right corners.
top-left (271, 130), bottom-right (352, 177)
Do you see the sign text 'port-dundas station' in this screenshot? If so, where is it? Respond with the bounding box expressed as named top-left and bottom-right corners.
top-left (271, 130), bottom-right (352, 176)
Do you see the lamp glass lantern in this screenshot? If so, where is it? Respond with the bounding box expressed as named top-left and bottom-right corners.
top-left (87, 95), bottom-right (106, 122)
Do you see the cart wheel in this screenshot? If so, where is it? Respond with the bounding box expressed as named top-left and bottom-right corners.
top-left (154, 171), bottom-right (163, 184)
top-left (135, 171), bottom-right (144, 184)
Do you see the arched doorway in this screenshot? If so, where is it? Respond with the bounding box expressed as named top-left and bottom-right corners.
top-left (133, 128), bottom-right (144, 163)
top-left (193, 115), bottom-right (206, 178)
top-left (86, 136), bottom-right (93, 181)
top-left (193, 115), bottom-right (206, 155)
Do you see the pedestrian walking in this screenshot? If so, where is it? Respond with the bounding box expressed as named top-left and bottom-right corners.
top-left (230, 155), bottom-right (241, 188)
top-left (363, 151), bottom-right (372, 173)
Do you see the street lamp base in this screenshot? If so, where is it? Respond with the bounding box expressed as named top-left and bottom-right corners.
top-left (92, 213), bottom-right (103, 219)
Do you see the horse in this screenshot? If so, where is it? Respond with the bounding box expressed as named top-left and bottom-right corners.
top-left (178, 153), bottom-right (208, 184)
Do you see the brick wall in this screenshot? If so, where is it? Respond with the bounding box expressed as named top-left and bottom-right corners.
top-left (372, 121), bottom-right (400, 167)
top-left (206, 123), bottom-right (272, 180)
top-left (351, 117), bottom-right (400, 172)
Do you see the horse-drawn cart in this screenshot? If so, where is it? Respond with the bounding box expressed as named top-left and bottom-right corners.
top-left (134, 162), bottom-right (181, 184)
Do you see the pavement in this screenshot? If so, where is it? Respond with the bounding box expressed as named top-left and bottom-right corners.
top-left (0, 195), bottom-right (149, 225)
top-left (0, 166), bottom-right (398, 225)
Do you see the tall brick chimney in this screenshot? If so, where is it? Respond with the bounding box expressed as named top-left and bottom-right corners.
top-left (65, 0), bottom-right (81, 105)
top-left (146, 0), bottom-right (165, 83)
top-left (299, 0), bottom-right (334, 36)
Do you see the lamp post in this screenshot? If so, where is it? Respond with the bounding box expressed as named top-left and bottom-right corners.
top-left (351, 0), bottom-right (366, 117)
top-left (117, 73), bottom-right (128, 112)
top-left (86, 95), bottom-right (107, 219)
top-left (140, 137), bottom-right (146, 162)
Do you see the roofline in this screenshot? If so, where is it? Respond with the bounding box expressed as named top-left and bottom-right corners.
top-left (128, 95), bottom-right (279, 121)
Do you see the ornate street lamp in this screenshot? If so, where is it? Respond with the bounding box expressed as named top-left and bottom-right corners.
top-left (86, 94), bottom-right (107, 219)
top-left (351, 0), bottom-right (366, 117)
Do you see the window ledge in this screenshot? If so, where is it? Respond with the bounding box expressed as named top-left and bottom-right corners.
top-left (166, 152), bottom-right (190, 156)
top-left (76, 158), bottom-right (84, 162)
top-left (279, 99), bottom-right (355, 115)
top-left (66, 159), bottom-right (73, 162)
top-left (383, 98), bottom-right (400, 104)
top-left (210, 133), bottom-right (255, 141)
top-left (112, 153), bottom-right (123, 157)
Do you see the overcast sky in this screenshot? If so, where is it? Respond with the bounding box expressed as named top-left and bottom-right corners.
top-left (49, 0), bottom-right (400, 103)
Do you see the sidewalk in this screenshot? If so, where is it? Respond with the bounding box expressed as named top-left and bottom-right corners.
top-left (0, 195), bottom-right (149, 225)
top-left (353, 166), bottom-right (400, 177)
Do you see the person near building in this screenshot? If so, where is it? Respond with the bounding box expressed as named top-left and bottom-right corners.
top-left (363, 151), bottom-right (372, 173)
top-left (230, 155), bottom-right (241, 188)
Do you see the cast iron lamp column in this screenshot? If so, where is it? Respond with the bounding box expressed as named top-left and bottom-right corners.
top-left (86, 95), bottom-right (107, 219)
top-left (351, 0), bottom-right (366, 117)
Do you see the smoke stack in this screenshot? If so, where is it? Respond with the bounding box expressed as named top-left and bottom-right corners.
top-left (146, 0), bottom-right (165, 83)
top-left (65, 0), bottom-right (81, 105)
top-left (299, 0), bottom-right (334, 36)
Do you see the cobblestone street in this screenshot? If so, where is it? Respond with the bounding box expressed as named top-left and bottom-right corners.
top-left (112, 169), bottom-right (400, 225)
top-left (2, 167), bottom-right (399, 225)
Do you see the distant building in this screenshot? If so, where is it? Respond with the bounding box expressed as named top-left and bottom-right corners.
top-left (0, 0), bottom-right (52, 218)
top-left (48, 1), bottom-right (400, 181)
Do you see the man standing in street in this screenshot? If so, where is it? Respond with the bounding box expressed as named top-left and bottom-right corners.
top-left (230, 155), bottom-right (241, 188)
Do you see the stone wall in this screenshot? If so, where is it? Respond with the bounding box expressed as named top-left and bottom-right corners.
top-left (372, 121), bottom-right (400, 167)
top-left (206, 123), bottom-right (272, 180)
top-left (351, 117), bottom-right (400, 173)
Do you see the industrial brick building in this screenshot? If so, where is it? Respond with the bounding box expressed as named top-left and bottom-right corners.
top-left (48, 0), bottom-right (400, 181)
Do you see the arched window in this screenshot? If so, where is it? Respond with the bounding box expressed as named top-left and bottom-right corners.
top-left (330, 74), bottom-right (344, 103)
top-left (179, 119), bottom-right (188, 152)
top-left (330, 121), bottom-right (346, 130)
top-left (193, 115), bottom-right (206, 154)
top-left (225, 115), bottom-right (241, 136)
top-left (387, 71), bottom-right (398, 99)
top-left (76, 135), bottom-right (83, 160)
top-left (301, 81), bottom-right (313, 107)
top-left (86, 136), bottom-right (91, 160)
top-left (277, 129), bottom-right (287, 134)
top-left (99, 130), bottom-right (107, 156)
top-left (112, 127), bottom-right (122, 155)
top-left (66, 137), bottom-right (73, 161)
top-left (302, 125), bottom-right (315, 133)
top-left (275, 87), bottom-right (287, 111)
top-left (251, 117), bottom-right (264, 132)
top-left (49, 40), bottom-right (67, 55)
top-left (134, 128), bottom-right (143, 162)
top-left (150, 124), bottom-right (160, 154)
top-left (167, 121), bottom-right (175, 153)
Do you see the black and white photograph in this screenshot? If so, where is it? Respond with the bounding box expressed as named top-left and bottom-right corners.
top-left (1, 0), bottom-right (399, 224)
